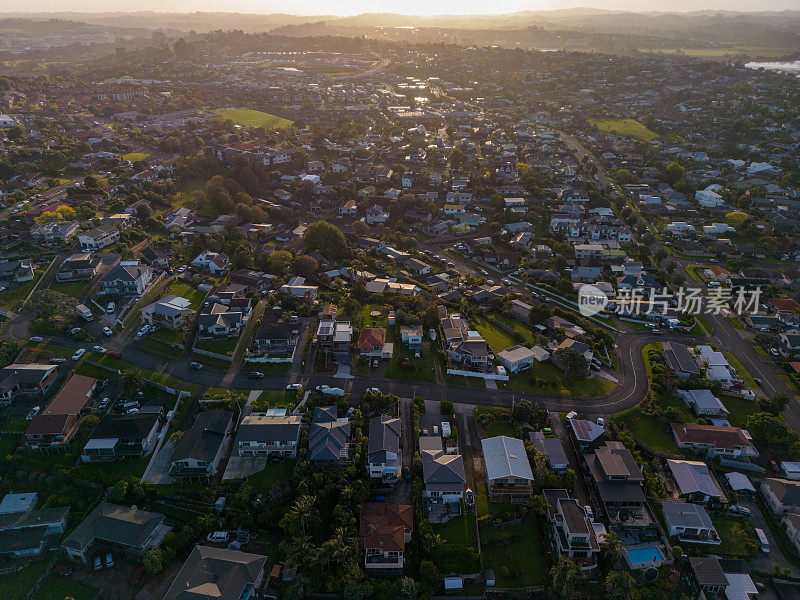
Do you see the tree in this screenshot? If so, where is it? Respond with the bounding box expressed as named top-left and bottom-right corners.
top-left (756, 393), bottom-right (789, 416)
top-left (549, 557), bottom-right (583, 600)
top-left (512, 399), bottom-right (533, 424)
top-left (396, 576), bottom-right (418, 600)
top-left (303, 221), bottom-right (349, 259)
top-left (143, 548), bottom-right (164, 574)
top-left (604, 570), bottom-right (635, 600)
top-left (7, 124), bottom-right (24, 141)
top-left (28, 289), bottom-right (77, 326)
top-left (111, 480), bottom-right (128, 503)
top-left (121, 368), bottom-right (144, 396)
top-left (600, 530), bottom-right (623, 574)
top-left (553, 348), bottom-right (588, 381)
top-left (529, 303), bottom-right (552, 324)
top-left (419, 560), bottom-right (440, 595)
top-left (266, 250), bottom-right (292, 275)
top-left (745, 412), bottom-right (792, 447)
top-left (664, 162), bottom-right (686, 185)
top-left (292, 254), bottom-right (318, 276)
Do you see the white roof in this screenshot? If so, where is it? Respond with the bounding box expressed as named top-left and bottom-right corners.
top-left (724, 472), bottom-right (755, 493)
top-left (481, 436), bottom-right (533, 482)
top-left (724, 573), bottom-right (757, 600)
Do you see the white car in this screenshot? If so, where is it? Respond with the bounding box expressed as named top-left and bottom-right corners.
top-left (136, 325), bottom-right (149, 337)
top-left (367, 387), bottom-right (381, 393)
top-left (92, 345), bottom-right (107, 354)
top-left (206, 531), bottom-right (230, 543)
top-left (72, 348), bottom-right (86, 360)
top-left (102, 327), bottom-right (113, 336)
top-left (29, 336), bottom-right (43, 343)
top-left (316, 385), bottom-right (345, 397)
top-left (286, 383), bottom-right (302, 390)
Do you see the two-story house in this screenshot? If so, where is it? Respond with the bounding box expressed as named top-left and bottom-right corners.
top-left (543, 489), bottom-right (600, 573)
top-left (367, 416), bottom-right (402, 484)
top-left (236, 413), bottom-right (302, 458)
top-left (481, 436), bottom-right (534, 502)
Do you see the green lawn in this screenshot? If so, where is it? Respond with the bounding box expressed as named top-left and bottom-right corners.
top-left (122, 152), bottom-right (150, 162)
top-left (487, 312), bottom-right (535, 344)
top-left (619, 407), bottom-right (679, 453)
top-left (194, 337), bottom-right (238, 356)
top-left (162, 281), bottom-right (206, 309)
top-left (431, 513), bottom-right (481, 575)
top-left (480, 512), bottom-right (548, 587)
top-left (383, 326), bottom-right (439, 383)
top-left (0, 267), bottom-right (45, 309)
top-left (475, 406), bottom-right (515, 438)
top-left (2, 416), bottom-right (26, 431)
top-left (712, 516), bottom-right (757, 558)
top-left (723, 352), bottom-right (757, 388)
top-left (505, 362), bottom-right (616, 397)
top-left (723, 396), bottom-right (757, 428)
top-left (358, 304), bottom-right (389, 328)
top-left (213, 108), bottom-right (293, 130)
top-left (246, 460), bottom-right (295, 492)
top-left (589, 118), bottom-right (659, 141)
top-left (33, 576), bottom-right (93, 600)
top-left (48, 281), bottom-right (85, 298)
top-left (0, 559), bottom-right (48, 600)
top-left (73, 453), bottom-right (151, 485)
top-left (473, 315), bottom-right (516, 355)
top-left (252, 389), bottom-right (297, 411)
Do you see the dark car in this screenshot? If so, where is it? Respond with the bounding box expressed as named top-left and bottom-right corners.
top-left (130, 565), bottom-right (144, 585)
top-left (54, 565), bottom-right (72, 577)
top-left (108, 351), bottom-right (121, 359)
top-left (249, 371), bottom-right (264, 379)
top-left (189, 362), bottom-right (203, 370)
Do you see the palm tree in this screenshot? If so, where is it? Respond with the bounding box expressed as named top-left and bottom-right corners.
top-left (285, 573), bottom-right (311, 600)
top-left (289, 495), bottom-right (316, 538)
top-left (600, 530), bottom-right (624, 573)
top-left (549, 557), bottom-right (583, 600)
top-left (121, 368), bottom-right (143, 396)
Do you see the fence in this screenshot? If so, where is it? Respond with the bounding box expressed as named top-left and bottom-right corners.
top-left (446, 368), bottom-right (509, 382)
top-left (191, 346), bottom-right (233, 362)
top-left (720, 458), bottom-right (765, 473)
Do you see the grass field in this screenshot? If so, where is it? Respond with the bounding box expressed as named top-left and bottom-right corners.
top-left (213, 108), bottom-right (293, 131)
top-left (246, 460), bottom-right (295, 492)
top-left (640, 46), bottom-right (793, 58)
top-left (473, 315), bottom-right (516, 354)
top-left (589, 118), bottom-right (659, 141)
top-left (252, 389), bottom-right (296, 411)
top-left (122, 152), bottom-right (150, 162)
top-left (504, 361), bottom-right (617, 397)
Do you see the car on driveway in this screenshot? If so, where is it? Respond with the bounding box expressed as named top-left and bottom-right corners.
top-left (206, 531), bottom-right (230, 543)
top-left (92, 345), bottom-right (107, 354)
top-left (316, 385), bottom-right (345, 396)
top-left (729, 504), bottom-right (751, 516)
top-left (72, 348), bottom-right (86, 361)
top-left (286, 383), bottom-right (302, 390)
top-left (129, 565), bottom-right (144, 585)
top-left (136, 325), bottom-right (149, 337)
top-left (107, 351), bottom-right (121, 359)
top-left (102, 327), bottom-right (113, 336)
top-left (189, 362), bottom-right (203, 370)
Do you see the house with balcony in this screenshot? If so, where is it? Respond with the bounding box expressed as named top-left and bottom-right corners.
top-left (317, 320), bottom-right (352, 355)
top-left (360, 503), bottom-right (413, 576)
top-left (666, 459), bottom-right (725, 505)
top-left (81, 412), bottom-right (161, 463)
top-left (671, 424), bottom-right (758, 459)
top-left (78, 224), bottom-right (119, 251)
top-left (191, 250), bottom-right (230, 275)
top-left (99, 262), bottom-right (153, 297)
top-left (163, 545), bottom-right (267, 600)
top-left (400, 325), bottom-right (423, 350)
top-left (481, 436), bottom-right (534, 502)
top-left (662, 502), bottom-right (720, 545)
top-left (196, 302), bottom-right (245, 337)
top-left (0, 363), bottom-right (59, 405)
top-left (543, 489), bottom-right (600, 573)
top-left (357, 327), bottom-right (393, 359)
top-left (421, 436), bottom-right (466, 514)
top-left (0, 505), bottom-right (70, 559)
top-left (236, 414), bottom-right (302, 458)
top-left (140, 295), bottom-right (192, 329)
top-left (367, 416), bottom-right (402, 484)
top-left (251, 313), bottom-right (298, 357)
top-left (25, 374), bottom-right (96, 447)
top-left (760, 478), bottom-right (800, 516)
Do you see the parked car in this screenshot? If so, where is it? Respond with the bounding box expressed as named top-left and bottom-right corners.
top-left (286, 383), bottom-right (302, 390)
top-left (72, 348), bottom-right (86, 361)
top-left (108, 351), bottom-right (121, 359)
top-left (316, 385), bottom-right (345, 397)
top-left (102, 327), bottom-right (113, 336)
top-left (136, 325), bottom-right (149, 337)
top-left (129, 565), bottom-right (144, 585)
top-left (106, 302), bottom-right (115, 314)
top-left (189, 362), bottom-right (203, 370)
top-left (92, 345), bottom-right (107, 354)
top-left (206, 531), bottom-right (230, 543)
top-left (249, 371), bottom-right (264, 379)
top-left (651, 329), bottom-right (663, 335)
top-left (98, 398), bottom-right (110, 410)
top-left (584, 505), bottom-right (594, 520)
top-left (367, 387), bottom-right (381, 393)
top-left (26, 406), bottom-right (41, 421)
top-left (729, 504), bottom-right (751, 516)
top-left (29, 336), bottom-right (43, 343)
top-left (51, 357), bottom-right (66, 364)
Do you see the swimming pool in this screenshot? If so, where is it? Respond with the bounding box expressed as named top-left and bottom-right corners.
top-left (626, 546), bottom-right (664, 565)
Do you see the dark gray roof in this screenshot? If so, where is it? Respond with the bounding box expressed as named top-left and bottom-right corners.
top-left (368, 416), bottom-right (401, 457)
top-left (529, 432), bottom-right (569, 467)
top-left (667, 460), bottom-right (723, 499)
top-left (0, 507), bottom-right (69, 531)
top-left (62, 502), bottom-right (164, 552)
top-left (663, 341), bottom-right (700, 375)
top-left (481, 436), bottom-right (533, 481)
top-left (163, 545), bottom-right (267, 600)
top-left (312, 406), bottom-right (338, 424)
top-left (662, 501), bottom-right (715, 531)
top-left (88, 412), bottom-right (159, 442)
top-left (423, 452), bottom-right (466, 486)
top-left (307, 420), bottom-right (350, 462)
top-left (237, 414), bottom-right (302, 443)
top-left (171, 409), bottom-right (232, 463)
top-left (689, 556), bottom-right (728, 587)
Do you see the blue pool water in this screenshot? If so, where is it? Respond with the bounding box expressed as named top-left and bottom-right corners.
top-left (626, 546), bottom-right (663, 564)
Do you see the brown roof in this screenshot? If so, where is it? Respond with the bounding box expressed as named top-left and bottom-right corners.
top-left (672, 423), bottom-right (752, 450)
top-left (25, 413), bottom-right (74, 437)
top-left (357, 328), bottom-right (386, 351)
top-left (42, 374), bottom-right (96, 416)
top-left (360, 504), bottom-right (413, 552)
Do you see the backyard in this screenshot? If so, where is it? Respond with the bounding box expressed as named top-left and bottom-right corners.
top-left (480, 510), bottom-right (548, 588)
top-left (430, 513), bottom-right (481, 575)
top-left (246, 460), bottom-right (295, 493)
top-left (252, 389), bottom-right (298, 411)
top-left (712, 515), bottom-right (758, 558)
top-left (474, 406), bottom-right (515, 438)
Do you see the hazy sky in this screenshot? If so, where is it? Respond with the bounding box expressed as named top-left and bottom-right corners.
top-left (4, 0), bottom-right (800, 15)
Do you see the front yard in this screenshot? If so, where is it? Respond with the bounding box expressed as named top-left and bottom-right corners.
top-left (252, 390), bottom-right (298, 411)
top-left (194, 337), bottom-right (238, 356)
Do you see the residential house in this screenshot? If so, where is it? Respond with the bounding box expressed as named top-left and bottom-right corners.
top-left (0, 259), bottom-right (34, 284)
top-left (0, 363), bottom-right (59, 405)
top-left (99, 262), bottom-right (153, 297)
top-left (56, 253), bottom-right (101, 282)
top-left (569, 418), bottom-right (606, 452)
top-left (237, 414), bottom-right (303, 458)
top-left (366, 204), bottom-right (390, 225)
top-left (357, 327), bottom-right (392, 359)
top-left (529, 432), bottom-right (569, 471)
top-left (498, 345), bottom-right (538, 374)
top-left (251, 313), bottom-right (298, 356)
top-left (164, 207), bottom-right (196, 230)
top-left (78, 224), bottom-right (119, 251)
top-left (688, 557), bottom-right (729, 598)
top-left (586, 441), bottom-right (651, 530)
top-left (25, 374), bottom-right (96, 447)
top-left (339, 199), bottom-right (357, 218)
top-left (542, 489), bottom-right (599, 573)
top-left (31, 221), bottom-right (80, 245)
top-left (163, 545), bottom-right (267, 600)
top-left (672, 424), bottom-right (758, 459)
top-left (761, 478), bottom-right (800, 516)
top-left (421, 437), bottom-right (466, 508)
top-left (192, 250), bottom-right (230, 275)
top-left (280, 276), bottom-right (318, 300)
top-left (783, 513), bottom-right (800, 555)
top-left (81, 412), bottom-right (160, 463)
top-left (360, 504), bottom-right (413, 575)
top-left (197, 302), bottom-right (245, 338)
top-left (140, 295), bottom-right (192, 329)
top-left (316, 320), bottom-right (353, 355)
top-left (481, 436), bottom-right (534, 502)
top-left (679, 389), bottom-right (729, 418)
top-left (169, 409), bottom-right (233, 479)
top-left (400, 325), bottom-right (423, 350)
top-left (0, 506), bottom-right (70, 559)
top-left (666, 460), bottom-right (724, 505)
top-left (307, 406), bottom-right (351, 465)
top-left (62, 502), bottom-right (170, 563)
top-left (662, 342), bottom-right (701, 379)
top-left (367, 416), bottom-right (402, 484)
top-left (661, 502), bottom-right (720, 545)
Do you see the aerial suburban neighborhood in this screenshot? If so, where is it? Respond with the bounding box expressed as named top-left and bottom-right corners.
top-left (0, 7), bottom-right (800, 600)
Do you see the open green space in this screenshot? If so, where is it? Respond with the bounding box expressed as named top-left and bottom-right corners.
top-left (252, 389), bottom-right (297, 411)
top-left (194, 337), bottom-right (237, 356)
top-left (487, 312), bottom-right (535, 344)
top-left (245, 460), bottom-right (295, 492)
top-left (589, 118), bottom-right (659, 141)
top-left (722, 395), bottom-right (758, 428)
top-left (431, 512), bottom-right (480, 575)
top-left (32, 577), bottom-right (94, 600)
top-left (383, 326), bottom-right (438, 383)
top-left (0, 559), bottom-right (48, 600)
top-left (358, 303), bottom-right (389, 328)
top-left (712, 516), bottom-right (757, 558)
top-left (121, 152), bottom-right (150, 162)
top-left (505, 362), bottom-right (617, 397)
top-left (162, 281), bottom-right (206, 309)
top-left (480, 512), bottom-right (548, 588)
top-left (73, 453), bottom-right (151, 485)
top-left (0, 267), bottom-right (46, 309)
top-left (473, 315), bottom-right (516, 355)
top-left (213, 108), bottom-right (293, 130)
top-left (48, 281), bottom-right (85, 298)
top-left (475, 406), bottom-right (515, 438)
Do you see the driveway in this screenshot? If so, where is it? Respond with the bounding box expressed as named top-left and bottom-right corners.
top-left (142, 440), bottom-right (174, 485)
top-left (740, 496), bottom-right (799, 577)
top-left (223, 455), bottom-right (267, 480)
